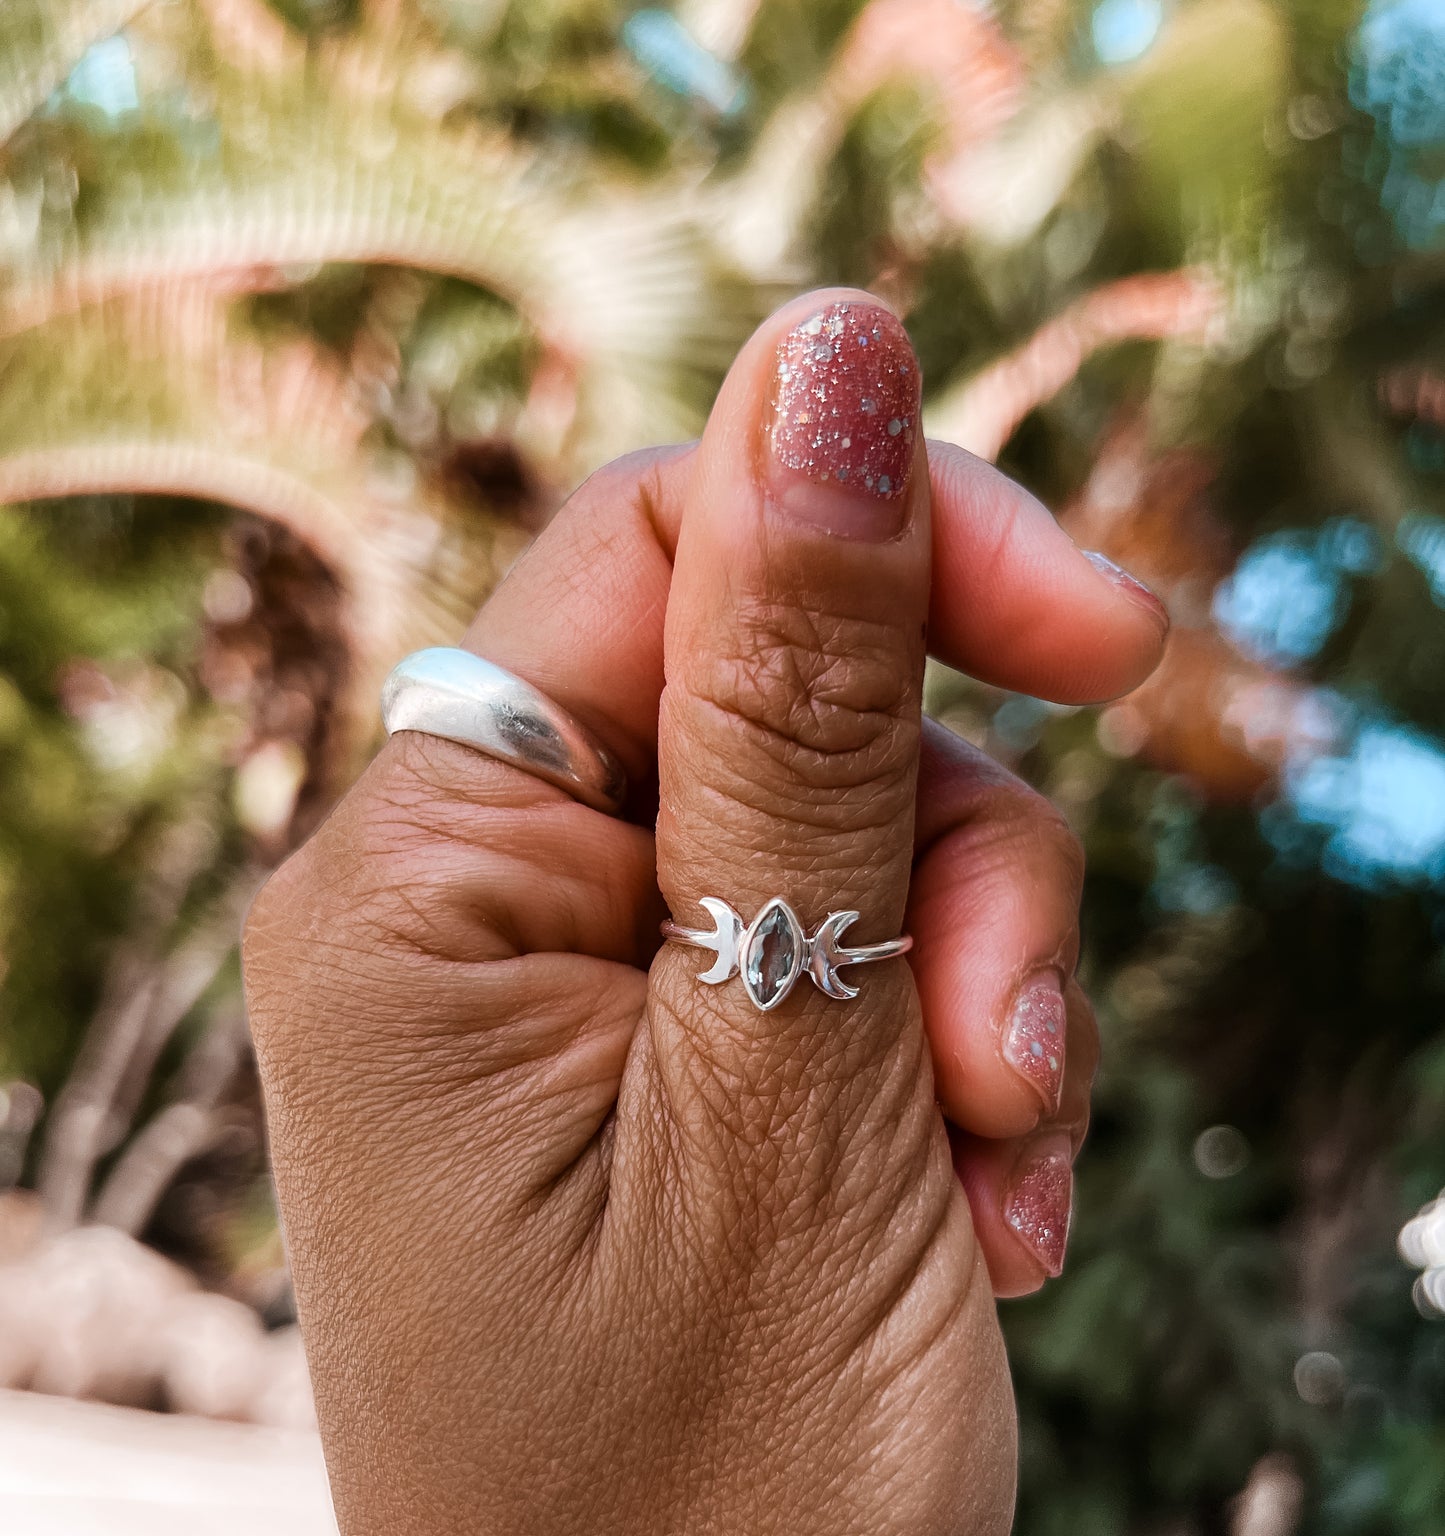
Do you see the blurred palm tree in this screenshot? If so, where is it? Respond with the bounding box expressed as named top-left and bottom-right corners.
top-left (3, 0), bottom-right (1445, 1531)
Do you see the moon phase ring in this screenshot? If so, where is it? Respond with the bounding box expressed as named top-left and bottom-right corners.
top-left (662, 898), bottom-right (912, 1012)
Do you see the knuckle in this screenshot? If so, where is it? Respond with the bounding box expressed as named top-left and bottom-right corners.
top-left (244, 754), bottom-right (524, 1026)
top-left (980, 779), bottom-right (1085, 892)
top-left (241, 826), bottom-right (411, 1048)
top-left (1029, 801), bottom-right (1086, 893)
top-left (690, 597), bottom-right (918, 796)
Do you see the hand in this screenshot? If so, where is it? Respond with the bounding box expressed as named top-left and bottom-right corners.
top-left (242, 290), bottom-right (1167, 1535)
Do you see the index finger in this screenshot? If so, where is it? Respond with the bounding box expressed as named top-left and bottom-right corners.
top-left (925, 438), bottom-right (1169, 703)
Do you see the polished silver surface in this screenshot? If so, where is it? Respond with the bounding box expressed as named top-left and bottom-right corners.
top-left (662, 898), bottom-right (912, 1010)
top-left (380, 647), bottom-right (627, 814)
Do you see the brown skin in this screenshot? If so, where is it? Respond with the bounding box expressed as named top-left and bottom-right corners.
top-left (243, 290), bottom-right (1167, 1535)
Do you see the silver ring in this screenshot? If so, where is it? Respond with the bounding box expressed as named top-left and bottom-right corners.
top-left (662, 897), bottom-right (911, 1011)
top-left (380, 647), bottom-right (627, 814)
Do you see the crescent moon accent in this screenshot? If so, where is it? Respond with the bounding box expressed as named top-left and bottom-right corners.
top-left (695, 897), bottom-right (745, 984)
top-left (660, 898), bottom-right (744, 984)
top-left (807, 911), bottom-right (863, 1000)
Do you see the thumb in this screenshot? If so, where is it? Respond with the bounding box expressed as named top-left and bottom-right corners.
top-left (650, 289), bottom-right (931, 1159)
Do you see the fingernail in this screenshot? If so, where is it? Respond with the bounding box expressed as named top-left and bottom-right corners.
top-left (1002, 972), bottom-right (1066, 1116)
top-left (1003, 1136), bottom-right (1073, 1278)
top-left (767, 299), bottom-right (920, 541)
top-left (1083, 550), bottom-right (1170, 631)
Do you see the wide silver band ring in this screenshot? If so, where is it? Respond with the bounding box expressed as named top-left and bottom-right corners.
top-left (663, 897), bottom-right (911, 1011)
top-left (380, 647), bottom-right (627, 814)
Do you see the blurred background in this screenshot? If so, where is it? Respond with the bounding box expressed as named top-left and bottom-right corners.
top-left (1, 0), bottom-right (1444, 1530)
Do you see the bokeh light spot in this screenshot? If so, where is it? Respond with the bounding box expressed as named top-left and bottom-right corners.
top-left (1397, 512), bottom-right (1445, 605)
top-left (1350, 0), bottom-right (1445, 249)
top-left (622, 10), bottom-right (748, 116)
top-left (1215, 537), bottom-right (1342, 664)
top-left (1214, 519), bottom-right (1380, 665)
top-left (1091, 0), bottom-right (1163, 66)
top-left (63, 36), bottom-right (139, 120)
top-left (1285, 719), bottom-right (1445, 888)
top-left (1193, 1125), bottom-right (1251, 1179)
top-left (1294, 1351), bottom-right (1346, 1405)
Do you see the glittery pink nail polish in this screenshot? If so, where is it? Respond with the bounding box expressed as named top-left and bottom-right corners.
top-left (1003, 972), bottom-right (1066, 1116)
top-left (767, 299), bottom-right (920, 540)
top-left (1083, 550), bottom-right (1170, 630)
top-left (1003, 1139), bottom-right (1073, 1278)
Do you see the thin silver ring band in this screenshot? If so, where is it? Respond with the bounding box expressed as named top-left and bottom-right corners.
top-left (380, 647), bottom-right (627, 814)
top-left (663, 897), bottom-right (911, 1011)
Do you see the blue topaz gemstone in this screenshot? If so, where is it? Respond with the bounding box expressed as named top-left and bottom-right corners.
top-left (742, 898), bottom-right (805, 1010)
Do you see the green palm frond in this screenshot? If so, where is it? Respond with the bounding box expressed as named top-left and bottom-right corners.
top-left (3, 34), bottom-right (756, 478)
top-left (0, 288), bottom-right (507, 743)
top-left (5, 126), bottom-right (745, 477)
top-left (0, 0), bottom-right (152, 144)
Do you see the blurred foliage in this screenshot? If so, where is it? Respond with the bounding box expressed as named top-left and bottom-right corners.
top-left (2, 0), bottom-right (1445, 1531)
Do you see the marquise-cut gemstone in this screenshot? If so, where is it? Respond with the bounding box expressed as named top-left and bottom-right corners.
top-left (743, 899), bottom-right (804, 1010)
